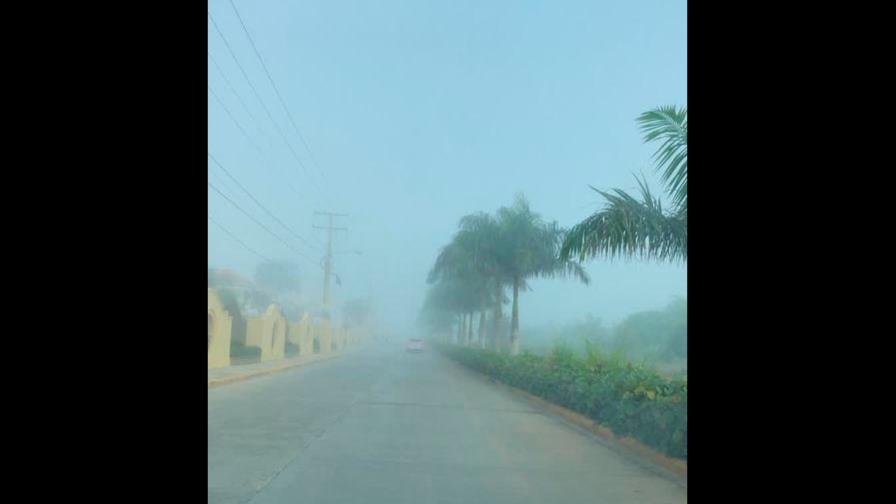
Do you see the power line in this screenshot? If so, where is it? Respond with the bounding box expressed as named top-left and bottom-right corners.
top-left (207, 160), bottom-right (241, 201)
top-left (208, 85), bottom-right (263, 154)
top-left (208, 50), bottom-right (261, 134)
top-left (208, 152), bottom-right (318, 251)
top-left (208, 180), bottom-right (315, 265)
top-left (208, 214), bottom-right (271, 262)
top-left (227, 0), bottom-right (328, 185)
top-left (207, 85), bottom-right (308, 202)
top-left (207, 10), bottom-right (321, 195)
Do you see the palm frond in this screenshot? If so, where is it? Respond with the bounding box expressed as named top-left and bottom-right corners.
top-left (549, 260), bottom-right (591, 285)
top-left (560, 178), bottom-right (687, 263)
top-left (637, 106), bottom-right (687, 211)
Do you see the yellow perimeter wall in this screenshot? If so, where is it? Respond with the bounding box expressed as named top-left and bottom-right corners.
top-left (208, 289), bottom-right (363, 369)
top-left (287, 313), bottom-right (314, 356)
top-left (317, 319), bottom-right (332, 354)
top-left (245, 305), bottom-right (287, 361)
top-left (208, 289), bottom-right (233, 369)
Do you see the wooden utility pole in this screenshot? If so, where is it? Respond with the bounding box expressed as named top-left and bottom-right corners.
top-left (313, 211), bottom-right (347, 320)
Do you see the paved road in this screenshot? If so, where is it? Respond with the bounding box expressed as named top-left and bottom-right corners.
top-left (208, 342), bottom-right (687, 504)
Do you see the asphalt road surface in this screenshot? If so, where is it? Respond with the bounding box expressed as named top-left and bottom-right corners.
top-left (208, 342), bottom-right (687, 504)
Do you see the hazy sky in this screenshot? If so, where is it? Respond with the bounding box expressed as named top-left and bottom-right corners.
top-left (208, 0), bottom-right (687, 333)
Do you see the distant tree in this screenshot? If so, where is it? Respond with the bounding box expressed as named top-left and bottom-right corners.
top-left (663, 297), bottom-right (687, 359)
top-left (428, 215), bottom-right (499, 348)
top-left (665, 320), bottom-right (687, 359)
top-left (254, 260), bottom-right (301, 295)
top-left (424, 195), bottom-right (589, 353)
top-left (247, 289), bottom-right (274, 315)
top-left (456, 212), bottom-right (505, 348)
top-left (609, 297), bottom-right (687, 361)
top-left (418, 282), bottom-right (462, 338)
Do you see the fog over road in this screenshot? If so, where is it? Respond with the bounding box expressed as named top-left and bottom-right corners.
top-left (208, 342), bottom-right (686, 504)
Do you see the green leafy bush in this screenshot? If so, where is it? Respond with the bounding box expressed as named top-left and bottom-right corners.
top-left (435, 342), bottom-right (686, 459)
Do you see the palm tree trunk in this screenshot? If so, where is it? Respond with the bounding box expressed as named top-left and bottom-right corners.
top-left (467, 310), bottom-right (473, 345)
top-left (510, 277), bottom-right (520, 355)
top-left (461, 312), bottom-right (467, 346)
top-left (478, 292), bottom-right (487, 348)
top-left (460, 312), bottom-right (465, 346)
top-left (492, 279), bottom-right (502, 351)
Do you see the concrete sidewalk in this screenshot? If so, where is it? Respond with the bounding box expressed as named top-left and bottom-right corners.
top-left (208, 346), bottom-right (361, 388)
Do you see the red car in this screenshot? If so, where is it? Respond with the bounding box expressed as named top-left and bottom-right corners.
top-left (405, 338), bottom-right (424, 353)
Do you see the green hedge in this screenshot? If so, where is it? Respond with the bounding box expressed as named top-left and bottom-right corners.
top-left (435, 342), bottom-right (687, 459)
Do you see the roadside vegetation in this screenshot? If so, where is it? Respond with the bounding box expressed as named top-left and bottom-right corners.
top-left (424, 106), bottom-right (688, 459)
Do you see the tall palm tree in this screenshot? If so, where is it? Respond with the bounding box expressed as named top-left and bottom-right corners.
top-left (428, 244), bottom-right (482, 346)
top-left (431, 212), bottom-right (504, 348)
top-left (561, 106), bottom-right (687, 263)
top-left (457, 212), bottom-right (504, 349)
top-left (420, 278), bottom-right (466, 342)
top-left (496, 195), bottom-right (591, 355)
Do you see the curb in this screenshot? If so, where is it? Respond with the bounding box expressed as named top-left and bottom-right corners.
top-left (208, 346), bottom-right (359, 389)
top-left (439, 352), bottom-right (687, 486)
top-left (505, 383), bottom-right (687, 484)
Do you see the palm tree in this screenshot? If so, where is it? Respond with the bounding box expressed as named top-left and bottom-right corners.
top-left (430, 212), bottom-right (504, 348)
top-left (426, 198), bottom-right (589, 354)
top-left (428, 246), bottom-right (481, 346)
top-left (561, 106), bottom-right (687, 263)
top-left (496, 195), bottom-right (591, 355)
top-left (457, 212), bottom-right (504, 349)
top-left (419, 281), bottom-right (464, 341)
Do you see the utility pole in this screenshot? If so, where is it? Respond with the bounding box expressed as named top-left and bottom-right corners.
top-left (313, 211), bottom-right (347, 321)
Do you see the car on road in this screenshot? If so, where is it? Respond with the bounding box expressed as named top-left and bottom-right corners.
top-left (405, 338), bottom-right (424, 353)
